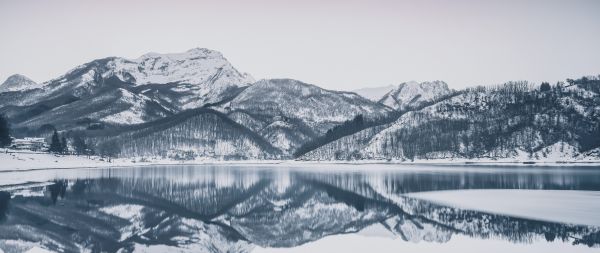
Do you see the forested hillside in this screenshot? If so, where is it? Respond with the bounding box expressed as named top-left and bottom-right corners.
top-left (302, 77), bottom-right (600, 161)
top-left (88, 108), bottom-right (282, 160)
top-left (216, 79), bottom-right (392, 153)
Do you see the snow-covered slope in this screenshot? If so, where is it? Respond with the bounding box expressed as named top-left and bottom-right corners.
top-left (378, 81), bottom-right (452, 110)
top-left (108, 48), bottom-right (255, 109)
top-left (0, 48), bottom-right (254, 129)
top-left (229, 79), bottom-right (390, 126)
top-left (353, 84), bottom-right (397, 101)
top-left (302, 80), bottom-right (600, 161)
top-left (111, 48), bottom-right (254, 86)
top-left (42, 47), bottom-right (253, 109)
top-left (218, 79), bottom-right (393, 154)
top-left (14, 87), bottom-right (171, 128)
top-left (0, 74), bottom-right (41, 93)
top-left (101, 108), bottom-right (282, 159)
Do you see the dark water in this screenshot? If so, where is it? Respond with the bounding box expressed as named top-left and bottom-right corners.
top-left (0, 164), bottom-right (599, 252)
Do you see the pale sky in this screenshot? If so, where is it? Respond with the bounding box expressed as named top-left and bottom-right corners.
top-left (1, 0), bottom-right (599, 90)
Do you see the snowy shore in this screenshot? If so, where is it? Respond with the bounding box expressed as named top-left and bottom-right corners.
top-left (406, 189), bottom-right (600, 226)
top-left (0, 149), bottom-right (289, 173)
top-left (252, 232), bottom-right (598, 253)
top-left (1, 148), bottom-right (600, 173)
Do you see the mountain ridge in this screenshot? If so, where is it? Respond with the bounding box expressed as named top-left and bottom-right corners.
top-left (1, 48), bottom-right (598, 161)
top-left (301, 78), bottom-right (600, 161)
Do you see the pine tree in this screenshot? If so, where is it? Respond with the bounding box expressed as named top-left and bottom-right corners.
top-left (49, 130), bottom-right (62, 153)
top-left (540, 82), bottom-right (551, 92)
top-left (0, 114), bottom-right (11, 148)
top-left (60, 136), bottom-right (68, 154)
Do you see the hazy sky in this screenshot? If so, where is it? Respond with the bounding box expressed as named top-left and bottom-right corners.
top-left (1, 0), bottom-right (599, 90)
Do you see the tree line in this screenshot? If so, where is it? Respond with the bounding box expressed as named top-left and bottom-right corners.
top-left (0, 114), bottom-right (11, 148)
top-left (48, 130), bottom-right (120, 161)
top-left (1, 114), bottom-right (120, 161)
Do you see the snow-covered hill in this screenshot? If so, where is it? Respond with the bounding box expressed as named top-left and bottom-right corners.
top-left (218, 79), bottom-right (393, 154)
top-left (302, 79), bottom-right (600, 162)
top-left (15, 87), bottom-right (170, 128)
top-left (0, 74), bottom-right (41, 93)
top-left (100, 108), bottom-right (282, 159)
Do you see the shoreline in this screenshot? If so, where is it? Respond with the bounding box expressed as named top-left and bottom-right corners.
top-left (1, 148), bottom-right (600, 174)
top-left (405, 189), bottom-right (600, 227)
top-left (1, 157), bottom-right (600, 174)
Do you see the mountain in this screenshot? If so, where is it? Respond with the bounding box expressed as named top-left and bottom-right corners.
top-left (292, 81), bottom-right (455, 158)
top-left (353, 84), bottom-right (397, 101)
top-left (1, 47), bottom-right (598, 161)
top-left (0, 74), bottom-right (40, 93)
top-left (0, 48), bottom-right (254, 130)
top-left (352, 81), bottom-right (452, 109)
top-left (301, 78), bottom-right (600, 161)
top-left (92, 108), bottom-right (282, 159)
top-left (378, 81), bottom-right (452, 110)
top-left (216, 79), bottom-right (393, 153)
top-left (0, 49), bottom-right (393, 159)
top-left (109, 48), bottom-right (254, 110)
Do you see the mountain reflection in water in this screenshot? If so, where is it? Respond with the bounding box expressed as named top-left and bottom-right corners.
top-left (0, 165), bottom-right (599, 252)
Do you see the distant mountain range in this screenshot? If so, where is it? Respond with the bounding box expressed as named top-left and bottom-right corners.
top-left (1, 48), bottom-right (599, 161)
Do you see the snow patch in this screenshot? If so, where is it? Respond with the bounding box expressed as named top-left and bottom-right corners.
top-left (406, 189), bottom-right (600, 226)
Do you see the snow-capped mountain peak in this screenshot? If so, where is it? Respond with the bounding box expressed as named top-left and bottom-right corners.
top-left (135, 47), bottom-right (223, 62)
top-left (0, 74), bottom-right (41, 92)
top-left (18, 48), bottom-right (256, 113)
top-left (110, 48), bottom-right (254, 86)
top-left (378, 80), bottom-right (451, 110)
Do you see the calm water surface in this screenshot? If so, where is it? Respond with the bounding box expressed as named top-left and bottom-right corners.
top-left (0, 164), bottom-right (599, 252)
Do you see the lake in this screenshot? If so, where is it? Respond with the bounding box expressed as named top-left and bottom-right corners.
top-left (0, 164), bottom-right (599, 253)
